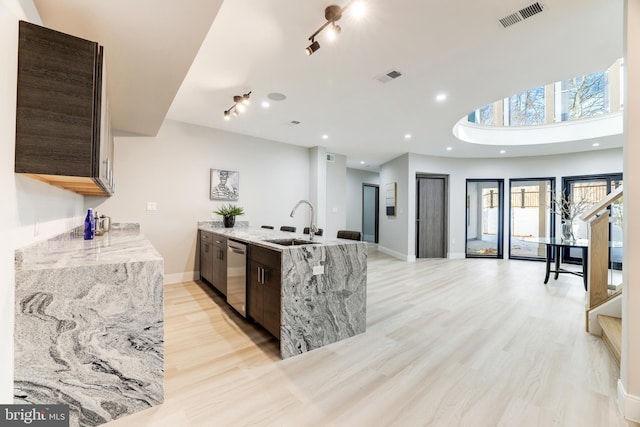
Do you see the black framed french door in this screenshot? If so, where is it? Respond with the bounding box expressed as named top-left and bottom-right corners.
top-left (508, 178), bottom-right (555, 261)
top-left (561, 174), bottom-right (623, 268)
top-left (465, 179), bottom-right (504, 259)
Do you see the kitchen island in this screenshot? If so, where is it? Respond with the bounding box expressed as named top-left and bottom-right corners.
top-left (14, 224), bottom-right (164, 426)
top-left (198, 224), bottom-right (367, 359)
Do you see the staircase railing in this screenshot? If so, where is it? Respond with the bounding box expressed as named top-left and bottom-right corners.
top-left (580, 185), bottom-right (623, 314)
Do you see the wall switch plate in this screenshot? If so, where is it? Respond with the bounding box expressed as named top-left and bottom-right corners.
top-left (313, 265), bottom-right (324, 275)
top-left (146, 202), bottom-right (157, 211)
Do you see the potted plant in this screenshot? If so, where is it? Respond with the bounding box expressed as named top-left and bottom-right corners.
top-left (214, 204), bottom-right (245, 228)
top-left (548, 190), bottom-right (592, 241)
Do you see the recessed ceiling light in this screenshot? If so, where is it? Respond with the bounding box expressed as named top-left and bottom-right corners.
top-left (360, 161), bottom-right (365, 164)
top-left (322, 134), bottom-right (329, 140)
top-left (446, 147), bottom-right (453, 151)
top-left (267, 92), bottom-right (287, 101)
top-left (436, 93), bottom-right (447, 102)
top-left (592, 142), bottom-right (600, 147)
top-left (404, 133), bottom-right (412, 140)
top-left (261, 101), bottom-right (270, 108)
top-left (499, 150), bottom-right (506, 154)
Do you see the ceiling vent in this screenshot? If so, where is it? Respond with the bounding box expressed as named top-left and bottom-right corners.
top-left (499, 2), bottom-right (545, 28)
top-left (375, 70), bottom-right (402, 83)
top-left (326, 153), bottom-right (335, 162)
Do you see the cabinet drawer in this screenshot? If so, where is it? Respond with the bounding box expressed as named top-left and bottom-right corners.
top-left (212, 235), bottom-right (227, 248)
top-left (250, 245), bottom-right (280, 267)
top-left (200, 230), bottom-right (213, 241)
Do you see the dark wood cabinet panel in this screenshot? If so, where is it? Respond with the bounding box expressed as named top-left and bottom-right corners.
top-left (15, 21), bottom-right (114, 196)
top-left (200, 231), bottom-right (227, 296)
top-left (211, 236), bottom-right (227, 295)
top-left (248, 245), bottom-right (281, 339)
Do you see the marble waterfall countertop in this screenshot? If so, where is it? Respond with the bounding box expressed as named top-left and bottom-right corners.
top-left (16, 223), bottom-right (163, 270)
top-left (14, 223), bottom-right (164, 426)
top-left (198, 224), bottom-right (368, 359)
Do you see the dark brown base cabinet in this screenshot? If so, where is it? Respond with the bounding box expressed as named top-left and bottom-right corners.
top-left (248, 245), bottom-right (281, 339)
top-left (199, 231), bottom-right (227, 295)
top-left (15, 21), bottom-right (114, 196)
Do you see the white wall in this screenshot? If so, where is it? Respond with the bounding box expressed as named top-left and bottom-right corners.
top-left (346, 168), bottom-right (380, 233)
top-left (622, 0), bottom-right (640, 420)
top-left (1, 1), bottom-right (86, 402)
top-left (92, 119), bottom-right (311, 283)
top-left (379, 154), bottom-right (411, 260)
top-left (378, 149), bottom-right (623, 260)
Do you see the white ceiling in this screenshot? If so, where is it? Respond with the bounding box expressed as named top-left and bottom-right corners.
top-left (35, 0), bottom-right (624, 169)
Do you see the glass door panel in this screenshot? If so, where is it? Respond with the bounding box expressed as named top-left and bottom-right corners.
top-left (509, 179), bottom-right (554, 260)
top-left (466, 180), bottom-right (503, 258)
top-left (563, 175), bottom-right (623, 266)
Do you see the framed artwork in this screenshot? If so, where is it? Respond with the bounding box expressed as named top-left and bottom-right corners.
top-left (210, 169), bottom-right (239, 201)
top-left (385, 182), bottom-right (396, 216)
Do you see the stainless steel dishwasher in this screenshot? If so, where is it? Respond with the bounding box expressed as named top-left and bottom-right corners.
top-left (226, 240), bottom-right (247, 317)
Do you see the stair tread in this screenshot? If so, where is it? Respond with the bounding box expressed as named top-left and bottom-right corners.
top-left (597, 314), bottom-right (621, 364)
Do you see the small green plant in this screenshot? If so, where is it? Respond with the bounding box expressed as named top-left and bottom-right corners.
top-left (214, 204), bottom-right (245, 217)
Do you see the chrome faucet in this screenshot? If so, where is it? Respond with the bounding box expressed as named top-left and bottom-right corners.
top-left (290, 200), bottom-right (318, 240)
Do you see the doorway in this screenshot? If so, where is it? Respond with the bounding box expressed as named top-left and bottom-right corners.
top-left (466, 179), bottom-right (504, 258)
top-left (416, 175), bottom-right (448, 258)
top-left (362, 184), bottom-right (379, 243)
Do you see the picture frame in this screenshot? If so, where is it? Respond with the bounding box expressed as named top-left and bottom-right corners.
top-left (210, 169), bottom-right (239, 201)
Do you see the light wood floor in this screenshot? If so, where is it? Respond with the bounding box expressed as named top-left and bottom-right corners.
top-left (105, 250), bottom-right (627, 427)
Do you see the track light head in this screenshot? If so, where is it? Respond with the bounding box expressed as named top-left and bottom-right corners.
top-left (306, 40), bottom-right (321, 55)
top-left (325, 5), bottom-right (343, 21)
top-left (223, 91), bottom-right (252, 119)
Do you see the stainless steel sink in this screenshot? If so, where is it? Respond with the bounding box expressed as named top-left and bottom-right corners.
top-left (264, 238), bottom-right (318, 246)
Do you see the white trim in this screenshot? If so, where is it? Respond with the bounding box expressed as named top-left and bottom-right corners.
top-left (377, 245), bottom-right (415, 262)
top-left (618, 379), bottom-right (640, 423)
top-left (586, 293), bottom-right (622, 335)
top-left (164, 271), bottom-right (198, 285)
top-left (448, 252), bottom-right (466, 260)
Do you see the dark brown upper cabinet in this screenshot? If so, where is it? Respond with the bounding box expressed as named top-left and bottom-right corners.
top-left (15, 21), bottom-right (114, 196)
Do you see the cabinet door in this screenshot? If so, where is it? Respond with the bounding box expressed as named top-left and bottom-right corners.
top-left (16, 21), bottom-right (98, 178)
top-left (200, 241), bottom-right (213, 283)
top-left (262, 262), bottom-right (281, 339)
top-left (248, 245), bottom-right (281, 339)
top-left (211, 236), bottom-right (227, 295)
top-left (248, 259), bottom-right (264, 324)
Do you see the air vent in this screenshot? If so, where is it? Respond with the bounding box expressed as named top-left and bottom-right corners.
top-left (326, 153), bottom-right (335, 162)
top-left (499, 12), bottom-right (521, 28)
top-left (499, 2), bottom-right (545, 28)
top-left (375, 70), bottom-right (403, 83)
top-left (519, 2), bottom-right (544, 19)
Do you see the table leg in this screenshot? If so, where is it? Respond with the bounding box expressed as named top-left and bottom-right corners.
top-left (544, 244), bottom-right (551, 284)
top-left (554, 245), bottom-right (560, 280)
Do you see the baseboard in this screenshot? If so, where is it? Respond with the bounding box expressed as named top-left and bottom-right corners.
top-left (448, 252), bottom-right (465, 260)
top-left (377, 245), bottom-right (416, 262)
top-left (164, 271), bottom-right (198, 285)
top-left (618, 379), bottom-right (640, 423)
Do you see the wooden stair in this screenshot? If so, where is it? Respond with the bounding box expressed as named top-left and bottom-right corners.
top-left (597, 314), bottom-right (622, 365)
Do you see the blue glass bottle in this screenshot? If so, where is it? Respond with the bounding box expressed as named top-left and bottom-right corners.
top-left (84, 208), bottom-right (95, 240)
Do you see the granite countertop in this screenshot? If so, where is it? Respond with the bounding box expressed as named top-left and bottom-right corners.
top-left (15, 223), bottom-right (163, 270)
top-left (197, 224), bottom-right (364, 251)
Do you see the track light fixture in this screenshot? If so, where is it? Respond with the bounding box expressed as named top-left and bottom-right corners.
top-left (223, 91), bottom-right (251, 120)
top-left (305, 1), bottom-right (363, 56)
